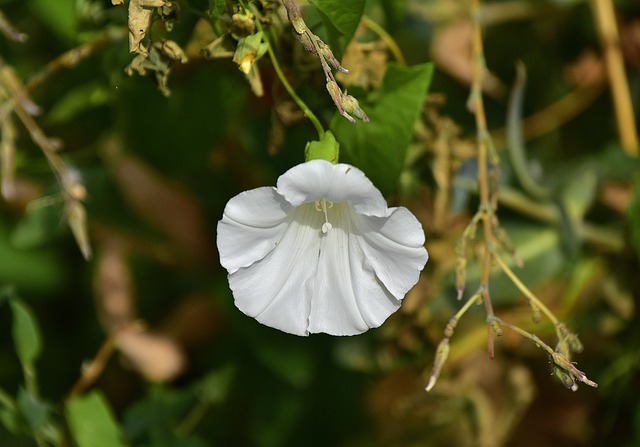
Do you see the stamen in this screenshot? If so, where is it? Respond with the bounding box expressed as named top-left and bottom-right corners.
top-left (315, 199), bottom-right (333, 233)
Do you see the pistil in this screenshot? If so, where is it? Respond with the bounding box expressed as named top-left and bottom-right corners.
top-left (314, 199), bottom-right (333, 233)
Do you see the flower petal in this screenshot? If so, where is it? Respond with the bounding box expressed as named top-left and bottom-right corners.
top-left (217, 187), bottom-right (293, 274)
top-left (308, 203), bottom-right (401, 335)
top-left (227, 203), bottom-right (323, 336)
top-left (277, 160), bottom-right (388, 216)
top-left (352, 206), bottom-right (428, 300)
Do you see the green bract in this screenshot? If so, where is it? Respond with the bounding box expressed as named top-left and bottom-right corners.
top-left (305, 131), bottom-right (340, 164)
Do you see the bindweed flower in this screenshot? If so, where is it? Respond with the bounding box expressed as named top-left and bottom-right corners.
top-left (217, 159), bottom-right (428, 336)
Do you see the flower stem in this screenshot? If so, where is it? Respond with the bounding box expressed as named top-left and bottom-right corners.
top-left (491, 250), bottom-right (564, 342)
top-left (361, 16), bottom-right (407, 66)
top-left (66, 332), bottom-right (118, 400)
top-left (490, 316), bottom-right (556, 357)
top-left (468, 0), bottom-right (498, 358)
top-left (454, 290), bottom-right (482, 322)
top-left (0, 387), bottom-right (16, 411)
top-left (249, 3), bottom-right (325, 138)
top-left (590, 0), bottom-right (639, 156)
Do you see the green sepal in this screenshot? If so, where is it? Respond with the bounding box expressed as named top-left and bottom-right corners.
top-left (304, 131), bottom-right (339, 163)
top-left (233, 32), bottom-right (268, 74)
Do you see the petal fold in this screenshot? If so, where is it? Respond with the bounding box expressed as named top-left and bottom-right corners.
top-left (352, 206), bottom-right (428, 300)
top-left (277, 160), bottom-right (388, 216)
top-left (308, 203), bottom-right (401, 335)
top-left (217, 187), bottom-right (293, 274)
top-left (227, 203), bottom-right (323, 336)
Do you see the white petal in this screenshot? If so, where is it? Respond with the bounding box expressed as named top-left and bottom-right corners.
top-left (352, 206), bottom-right (428, 300)
top-left (227, 203), bottom-right (323, 336)
top-left (276, 160), bottom-right (388, 216)
top-left (217, 187), bottom-right (293, 274)
top-left (308, 203), bottom-right (401, 335)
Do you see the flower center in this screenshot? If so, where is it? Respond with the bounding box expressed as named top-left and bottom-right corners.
top-left (314, 199), bottom-right (333, 233)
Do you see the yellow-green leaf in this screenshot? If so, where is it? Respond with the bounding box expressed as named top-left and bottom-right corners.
top-left (66, 391), bottom-right (126, 447)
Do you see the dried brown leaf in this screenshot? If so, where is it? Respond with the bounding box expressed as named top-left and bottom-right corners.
top-left (116, 326), bottom-right (185, 382)
top-left (430, 20), bottom-right (505, 98)
top-left (94, 237), bottom-right (135, 333)
top-left (128, 0), bottom-right (166, 53)
top-left (336, 41), bottom-right (387, 90)
top-left (158, 293), bottom-right (222, 346)
top-left (64, 199), bottom-right (92, 260)
top-left (563, 49), bottom-right (606, 88)
top-left (620, 19), bottom-right (640, 69)
top-left (103, 141), bottom-right (213, 265)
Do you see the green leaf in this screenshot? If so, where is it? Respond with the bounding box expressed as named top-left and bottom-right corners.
top-left (28, 0), bottom-right (76, 42)
top-left (0, 408), bottom-right (21, 435)
top-left (9, 298), bottom-right (42, 365)
top-left (331, 63), bottom-right (434, 195)
top-left (379, 0), bottom-right (408, 31)
top-left (197, 365), bottom-right (235, 405)
top-left (627, 181), bottom-right (640, 258)
top-left (0, 219), bottom-right (66, 294)
top-left (66, 391), bottom-right (126, 447)
top-left (308, 0), bottom-right (365, 58)
top-left (17, 388), bottom-right (50, 433)
top-left (44, 81), bottom-right (110, 125)
top-left (448, 223), bottom-right (565, 306)
top-left (208, 0), bottom-right (227, 21)
top-left (122, 385), bottom-right (193, 443)
top-left (254, 341), bottom-right (317, 389)
top-left (10, 202), bottom-right (65, 249)
top-left (561, 166), bottom-right (598, 220)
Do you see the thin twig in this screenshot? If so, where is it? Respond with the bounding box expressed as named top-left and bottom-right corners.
top-left (24, 28), bottom-right (127, 94)
top-left (468, 0), bottom-right (497, 358)
top-left (65, 334), bottom-right (118, 399)
top-left (250, 2), bottom-right (324, 138)
top-left (491, 248), bottom-right (564, 343)
top-left (361, 16), bottom-right (407, 66)
top-left (0, 10), bottom-right (27, 43)
top-left (590, 0), bottom-right (639, 156)
top-left (492, 84), bottom-right (604, 146)
top-left (453, 176), bottom-right (625, 252)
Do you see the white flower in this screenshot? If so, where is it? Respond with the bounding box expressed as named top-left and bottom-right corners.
top-left (217, 159), bottom-right (428, 336)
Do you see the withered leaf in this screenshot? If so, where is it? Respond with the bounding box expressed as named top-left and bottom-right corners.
top-left (116, 326), bottom-right (185, 382)
top-left (128, 0), bottom-right (166, 54)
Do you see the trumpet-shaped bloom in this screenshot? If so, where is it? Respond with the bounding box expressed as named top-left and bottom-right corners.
top-left (217, 160), bottom-right (428, 336)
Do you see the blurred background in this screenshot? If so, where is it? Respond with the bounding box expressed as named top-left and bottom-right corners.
top-left (0, 0), bottom-right (639, 446)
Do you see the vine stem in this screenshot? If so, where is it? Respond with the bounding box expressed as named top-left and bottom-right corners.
top-left (249, 2), bottom-right (325, 138)
top-left (491, 250), bottom-right (564, 343)
top-left (65, 333), bottom-right (118, 400)
top-left (24, 27), bottom-right (127, 94)
top-left (361, 16), bottom-right (407, 66)
top-left (491, 316), bottom-right (556, 357)
top-left (453, 289), bottom-right (482, 324)
top-left (468, 0), bottom-right (497, 358)
top-left (590, 0), bottom-right (639, 156)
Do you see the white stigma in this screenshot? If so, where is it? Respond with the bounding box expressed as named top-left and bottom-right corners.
top-left (315, 199), bottom-right (333, 233)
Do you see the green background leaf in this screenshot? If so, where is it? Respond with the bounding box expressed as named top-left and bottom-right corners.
top-left (17, 389), bottom-right (50, 434)
top-left (627, 181), bottom-right (640, 258)
top-left (208, 0), bottom-right (227, 21)
top-left (308, 0), bottom-right (366, 59)
top-left (9, 298), bottom-right (42, 366)
top-left (66, 391), bottom-right (126, 447)
top-left (28, 0), bottom-right (77, 42)
top-left (331, 63), bottom-right (434, 195)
